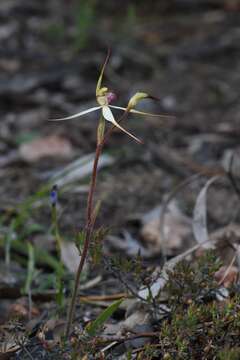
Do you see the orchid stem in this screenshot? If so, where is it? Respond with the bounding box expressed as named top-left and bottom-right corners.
top-left (65, 110), bottom-right (130, 338)
top-left (65, 144), bottom-right (103, 338)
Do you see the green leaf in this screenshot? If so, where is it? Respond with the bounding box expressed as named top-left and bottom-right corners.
top-left (1, 237), bottom-right (62, 273)
top-left (86, 298), bottom-right (123, 336)
top-left (24, 242), bottom-right (35, 295)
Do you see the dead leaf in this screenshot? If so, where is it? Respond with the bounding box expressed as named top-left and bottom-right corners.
top-left (52, 153), bottom-right (114, 187)
top-left (214, 265), bottom-right (238, 287)
top-left (210, 224), bottom-right (240, 262)
top-left (60, 241), bottom-right (82, 274)
top-left (103, 303), bottom-right (152, 338)
top-left (19, 135), bottom-right (74, 163)
top-left (106, 202), bottom-right (191, 258)
top-left (106, 230), bottom-right (153, 258)
top-left (38, 319), bottom-right (65, 350)
top-left (195, 224), bottom-right (240, 260)
top-left (0, 321), bottom-right (26, 359)
top-left (9, 301), bottom-right (39, 319)
top-left (0, 339), bottom-right (21, 359)
top-left (192, 176), bottom-right (220, 248)
top-left (141, 202), bottom-right (191, 255)
top-left (123, 308), bottom-right (151, 332)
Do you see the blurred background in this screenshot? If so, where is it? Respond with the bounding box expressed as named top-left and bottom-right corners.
top-left (0, 0), bottom-right (240, 235)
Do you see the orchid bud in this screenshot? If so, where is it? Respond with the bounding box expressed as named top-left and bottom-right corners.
top-left (127, 92), bottom-right (149, 110)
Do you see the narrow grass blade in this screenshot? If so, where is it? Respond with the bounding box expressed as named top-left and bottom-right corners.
top-left (86, 298), bottom-right (123, 336)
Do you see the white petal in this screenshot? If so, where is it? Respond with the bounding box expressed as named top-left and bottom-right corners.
top-left (102, 106), bottom-right (141, 143)
top-left (109, 105), bottom-right (172, 118)
top-left (50, 106), bottom-right (101, 121)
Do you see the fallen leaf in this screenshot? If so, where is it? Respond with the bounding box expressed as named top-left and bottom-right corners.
top-left (9, 297), bottom-right (39, 318)
top-left (192, 176), bottom-right (220, 247)
top-left (141, 202), bottom-right (191, 256)
top-left (37, 319), bottom-right (65, 350)
top-left (0, 339), bottom-right (21, 359)
top-left (122, 308), bottom-right (151, 332)
top-left (60, 241), bottom-right (82, 274)
top-left (103, 302), bottom-right (152, 338)
top-left (214, 265), bottom-right (238, 287)
top-left (19, 135), bottom-right (74, 163)
top-left (0, 321), bottom-right (26, 359)
top-left (51, 153), bottom-right (114, 187)
top-left (210, 224), bottom-right (240, 262)
top-left (106, 230), bottom-right (152, 258)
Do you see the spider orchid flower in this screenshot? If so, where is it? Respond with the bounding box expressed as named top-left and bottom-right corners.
top-left (51, 52), bottom-right (169, 143)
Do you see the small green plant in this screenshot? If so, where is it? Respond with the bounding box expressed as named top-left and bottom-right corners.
top-left (52, 50), bottom-right (166, 337)
top-left (0, 183), bottom-right (65, 308)
top-left (157, 252), bottom-right (240, 359)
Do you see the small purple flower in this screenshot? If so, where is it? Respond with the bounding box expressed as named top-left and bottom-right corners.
top-left (50, 184), bottom-right (58, 206)
top-left (106, 92), bottom-right (117, 104)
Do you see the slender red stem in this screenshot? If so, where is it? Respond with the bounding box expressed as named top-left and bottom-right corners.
top-left (65, 143), bottom-right (103, 338)
top-left (65, 110), bottom-right (132, 338)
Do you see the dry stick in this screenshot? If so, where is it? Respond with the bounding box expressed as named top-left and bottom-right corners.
top-left (218, 253), bottom-right (237, 286)
top-left (65, 111), bottom-right (131, 338)
top-left (79, 292), bottom-right (129, 303)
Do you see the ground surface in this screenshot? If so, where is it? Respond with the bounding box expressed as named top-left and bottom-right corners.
top-left (0, 1), bottom-right (240, 359)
